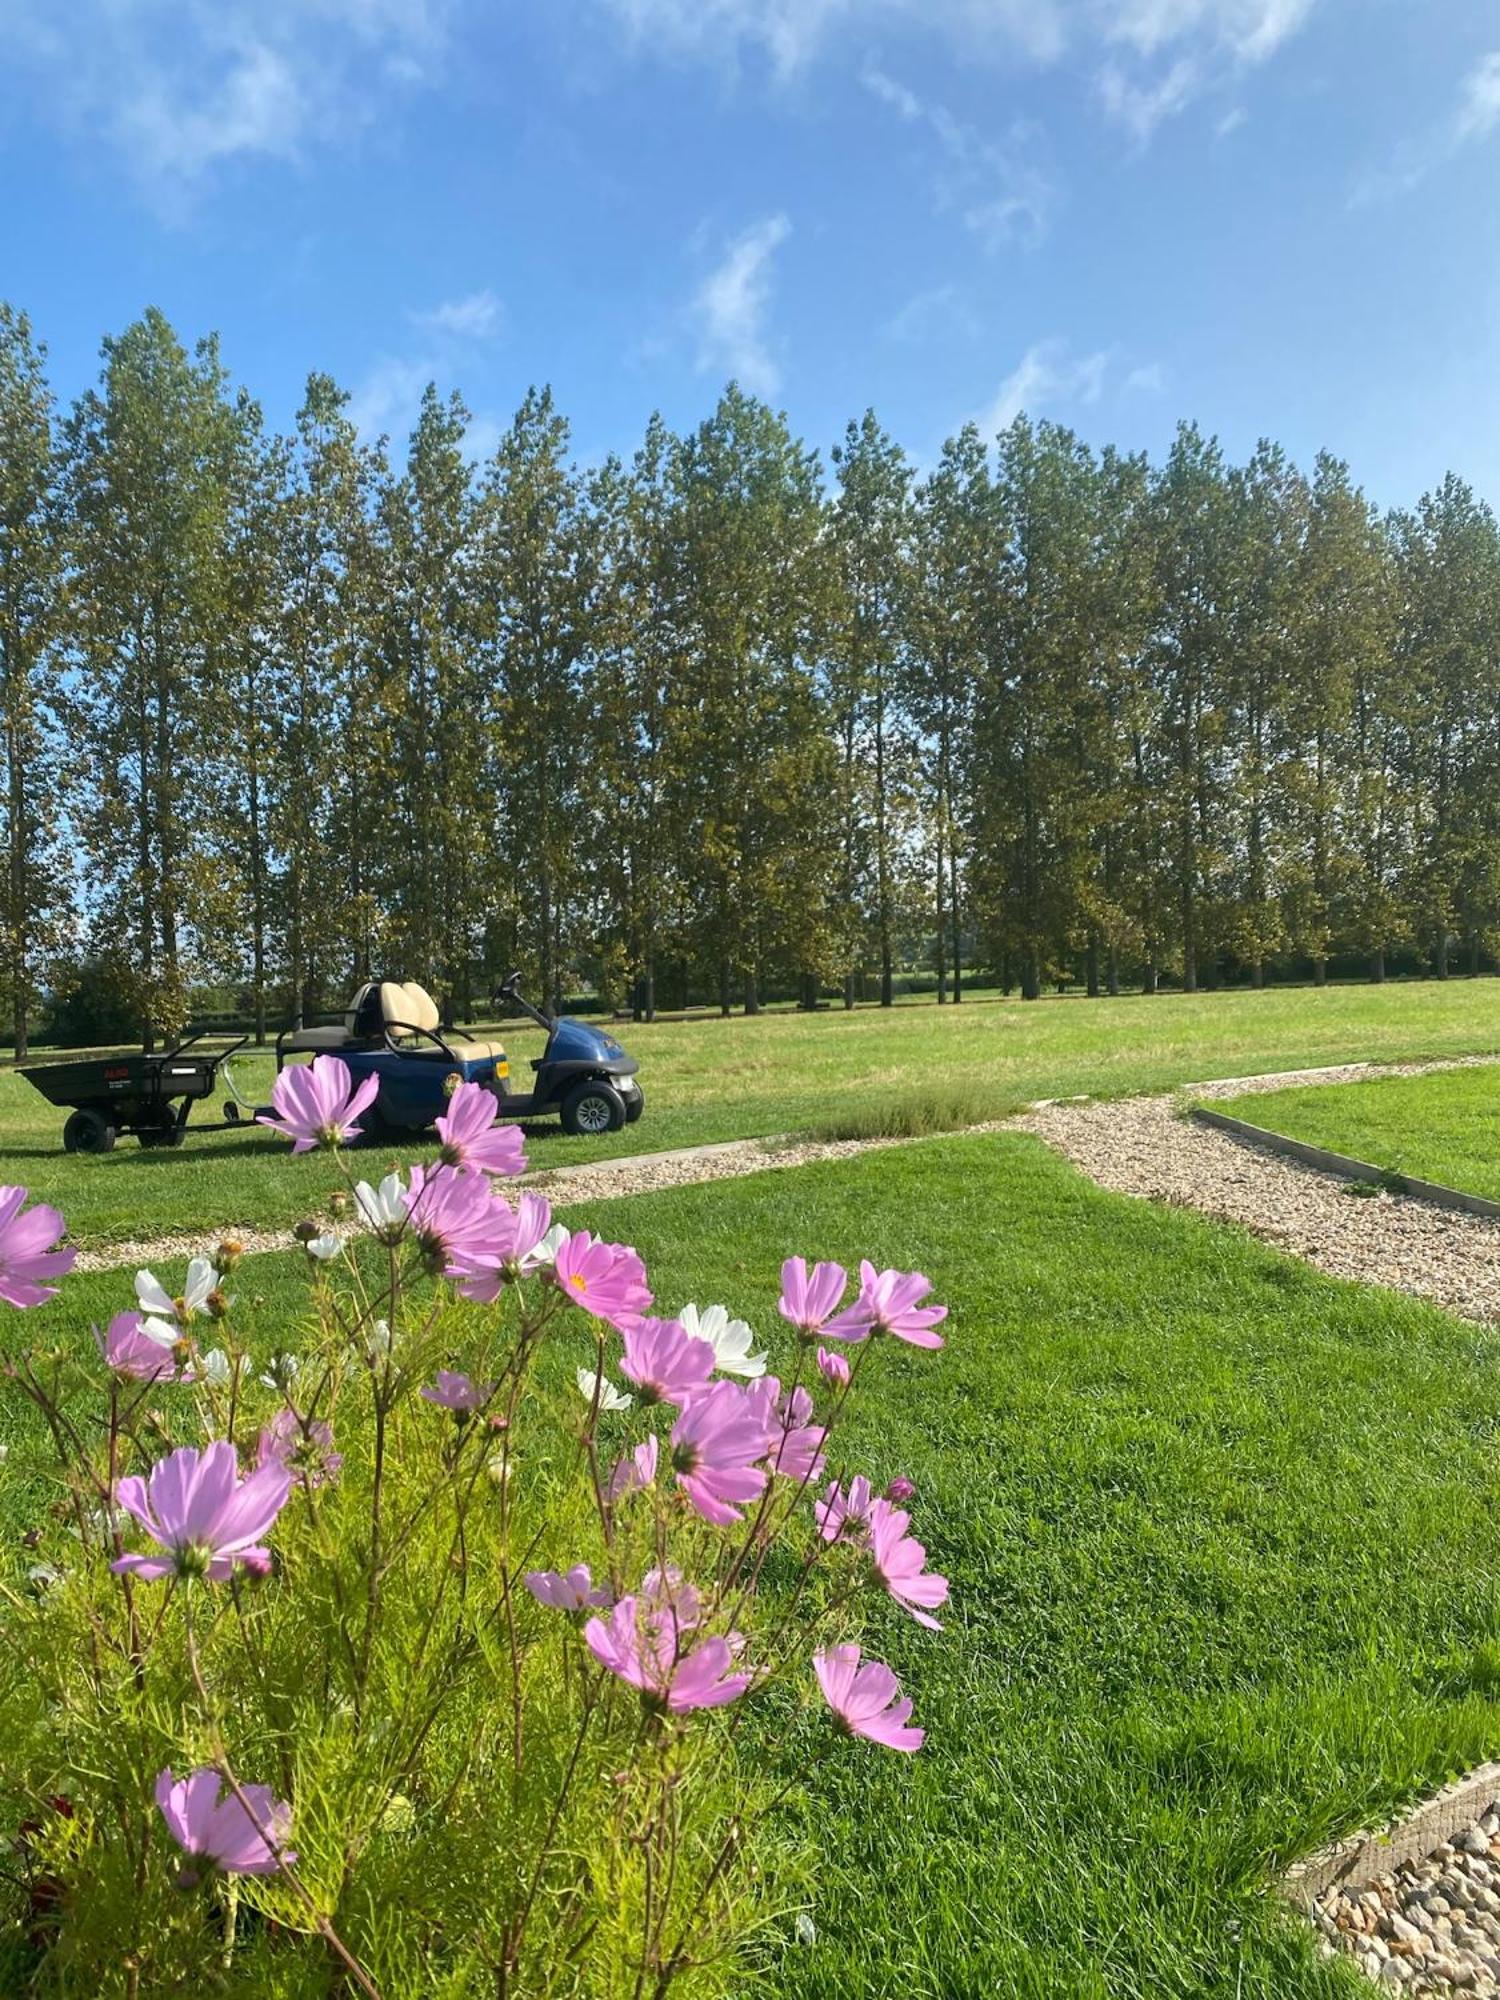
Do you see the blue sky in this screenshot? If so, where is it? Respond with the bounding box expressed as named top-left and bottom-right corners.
top-left (1, 0), bottom-right (1498, 507)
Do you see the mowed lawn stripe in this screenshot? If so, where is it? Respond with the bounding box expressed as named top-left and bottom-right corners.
top-left (10, 1132), bottom-right (1500, 1996)
top-left (7, 977), bottom-right (1500, 1247)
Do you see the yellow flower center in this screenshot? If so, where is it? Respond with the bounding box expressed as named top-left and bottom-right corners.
top-left (568, 1273), bottom-right (588, 1293)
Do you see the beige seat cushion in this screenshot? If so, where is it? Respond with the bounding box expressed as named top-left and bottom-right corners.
top-left (448, 1038), bottom-right (509, 1063)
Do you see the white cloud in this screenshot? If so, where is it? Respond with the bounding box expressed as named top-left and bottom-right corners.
top-left (413, 290), bottom-right (504, 339)
top-left (885, 284), bottom-right (981, 344)
top-left (593, 0), bottom-right (1318, 146)
top-left (975, 338), bottom-right (1110, 436)
top-left (1456, 50), bottom-right (1500, 143)
top-left (1097, 57), bottom-right (1199, 144)
top-left (1354, 48), bottom-right (1500, 204)
top-left (0, 0), bottom-right (451, 206)
top-left (862, 62), bottom-right (1057, 247)
top-left (347, 357), bottom-right (436, 444)
top-left (692, 214), bottom-right (791, 395)
top-left (1123, 361), bottom-right (1167, 395)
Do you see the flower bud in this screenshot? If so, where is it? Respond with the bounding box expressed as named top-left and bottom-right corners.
top-left (885, 1476), bottom-right (916, 1503)
top-left (212, 1239), bottom-right (243, 1275)
top-left (205, 1288), bottom-right (230, 1322)
top-left (292, 1220), bottom-right (320, 1244)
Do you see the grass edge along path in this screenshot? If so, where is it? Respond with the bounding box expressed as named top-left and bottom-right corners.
top-left (1240, 1064), bottom-right (1500, 1211)
top-left (8, 1131), bottom-right (1500, 1997)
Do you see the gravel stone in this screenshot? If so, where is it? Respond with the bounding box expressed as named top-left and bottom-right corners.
top-left (1309, 1804), bottom-right (1500, 1994)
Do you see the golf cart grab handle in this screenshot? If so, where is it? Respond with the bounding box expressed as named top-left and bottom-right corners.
top-left (497, 972), bottom-right (554, 1033)
top-left (382, 1020), bottom-right (460, 1064)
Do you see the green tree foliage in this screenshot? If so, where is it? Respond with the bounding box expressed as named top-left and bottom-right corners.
top-left (10, 297), bottom-right (1500, 1046)
top-left (0, 306), bottom-right (71, 1056)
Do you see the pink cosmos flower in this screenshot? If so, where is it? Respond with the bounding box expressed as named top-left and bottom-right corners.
top-left (256, 1055), bottom-right (378, 1154)
top-left (435, 1081), bottom-right (527, 1178)
top-left (619, 1316), bottom-right (715, 1408)
top-left (96, 1311), bottom-right (178, 1383)
top-left (406, 1163), bottom-right (507, 1266)
top-left (886, 1475), bottom-right (917, 1502)
top-left (607, 1434), bottom-right (660, 1501)
top-left (748, 1376), bottom-right (827, 1484)
top-left (524, 1563), bottom-right (611, 1610)
top-left (640, 1564), bottom-right (703, 1634)
top-left (552, 1232), bottom-right (652, 1331)
top-left (156, 1766), bottom-right (295, 1877)
top-left (827, 1261), bottom-right (947, 1349)
top-left (584, 1595), bottom-right (751, 1713)
top-left (814, 1474), bottom-right (875, 1544)
top-left (448, 1193), bottom-right (555, 1302)
top-left (0, 1185), bottom-right (74, 1308)
top-left (112, 1442), bottom-right (291, 1583)
top-left (777, 1257), bottom-right (849, 1339)
top-left (420, 1370), bottom-right (492, 1413)
top-left (257, 1409), bottom-right (342, 1488)
top-left (867, 1497), bottom-right (949, 1630)
top-left (814, 1644), bottom-right (923, 1753)
top-left (816, 1345), bottom-right (850, 1388)
top-left (669, 1382), bottom-right (770, 1525)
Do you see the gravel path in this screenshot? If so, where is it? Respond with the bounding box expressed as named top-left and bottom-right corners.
top-left (1016, 1056), bottom-right (1500, 1325)
top-left (1312, 1805), bottom-right (1500, 1992)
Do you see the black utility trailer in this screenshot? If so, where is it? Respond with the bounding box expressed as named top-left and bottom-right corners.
top-left (19, 1029), bottom-right (254, 1153)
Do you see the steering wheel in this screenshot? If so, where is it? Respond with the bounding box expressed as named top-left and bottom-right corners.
top-left (498, 970), bottom-right (522, 1002)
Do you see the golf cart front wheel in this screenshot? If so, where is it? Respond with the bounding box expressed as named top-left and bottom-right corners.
top-left (623, 1083), bottom-right (644, 1124)
top-left (561, 1080), bottom-right (626, 1137)
top-left (63, 1108), bottom-right (117, 1154)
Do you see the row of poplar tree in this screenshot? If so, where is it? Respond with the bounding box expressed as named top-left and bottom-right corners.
top-left (2, 301), bottom-right (1499, 1053)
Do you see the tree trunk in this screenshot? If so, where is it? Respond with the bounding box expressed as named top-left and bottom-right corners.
top-left (719, 960), bottom-right (731, 1018)
top-left (1106, 944), bottom-right (1120, 998)
top-left (1371, 947), bottom-right (1386, 983)
top-left (1085, 935), bottom-right (1100, 999)
top-left (1313, 957), bottom-right (1327, 988)
top-left (744, 969), bottom-right (760, 1016)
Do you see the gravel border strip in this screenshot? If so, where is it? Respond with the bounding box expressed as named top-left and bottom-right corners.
top-left (1015, 1054), bottom-right (1500, 1325)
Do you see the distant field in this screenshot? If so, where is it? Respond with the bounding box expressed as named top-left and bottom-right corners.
top-left (5, 979), bottom-right (1500, 1247)
top-left (1244, 1060), bottom-right (1500, 1200)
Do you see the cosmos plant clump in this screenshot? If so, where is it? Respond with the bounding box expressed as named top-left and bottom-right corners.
top-left (0, 1057), bottom-right (950, 1996)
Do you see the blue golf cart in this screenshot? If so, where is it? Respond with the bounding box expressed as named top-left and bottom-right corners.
top-left (276, 972), bottom-right (642, 1139)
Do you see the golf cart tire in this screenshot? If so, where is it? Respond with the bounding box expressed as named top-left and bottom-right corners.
top-left (64, 1108), bottom-right (116, 1154)
top-left (624, 1083), bottom-right (644, 1124)
top-left (561, 1079), bottom-right (626, 1137)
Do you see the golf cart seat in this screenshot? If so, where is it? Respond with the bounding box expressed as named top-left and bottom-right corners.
top-left (376, 981), bottom-right (509, 1063)
top-left (279, 981), bottom-right (510, 1063)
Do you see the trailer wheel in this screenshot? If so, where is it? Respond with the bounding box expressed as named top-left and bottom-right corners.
top-left (138, 1123), bottom-right (185, 1149)
top-left (561, 1079), bottom-right (625, 1137)
top-left (63, 1109), bottom-right (117, 1154)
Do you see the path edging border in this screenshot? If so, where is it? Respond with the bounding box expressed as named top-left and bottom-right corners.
top-left (1280, 1764), bottom-right (1500, 1910)
top-left (1189, 1106), bottom-right (1500, 1221)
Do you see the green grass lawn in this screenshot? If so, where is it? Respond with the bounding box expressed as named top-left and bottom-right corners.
top-left (8, 979), bottom-right (1500, 1249)
top-left (11, 1132), bottom-right (1500, 1997)
top-left (1243, 1062), bottom-right (1500, 1202)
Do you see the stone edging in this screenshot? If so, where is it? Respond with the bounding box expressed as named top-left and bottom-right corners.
top-left (1281, 1766), bottom-right (1500, 1910)
top-left (1189, 1107), bottom-right (1500, 1221)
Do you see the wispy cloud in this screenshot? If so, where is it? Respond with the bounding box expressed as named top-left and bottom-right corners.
top-left (592, 0), bottom-right (1318, 139)
top-left (1353, 47), bottom-right (1500, 203)
top-left (0, 0), bottom-right (452, 210)
top-left (692, 214), bottom-right (791, 395)
top-left (347, 355), bottom-right (502, 463)
top-left (1096, 57), bottom-right (1198, 146)
top-left (974, 338), bottom-right (1110, 436)
top-left (413, 290), bottom-right (505, 339)
top-left (862, 62), bottom-right (1057, 248)
top-left (1456, 49), bottom-right (1500, 143)
top-left (885, 283), bottom-right (981, 344)
top-left (1123, 360), bottom-right (1167, 395)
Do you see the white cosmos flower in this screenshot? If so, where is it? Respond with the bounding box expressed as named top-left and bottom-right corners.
top-left (355, 1173), bottom-right (409, 1240)
top-left (259, 1354), bottom-right (300, 1393)
top-left (679, 1302), bottom-right (767, 1379)
top-left (367, 1317), bottom-right (394, 1360)
top-left (195, 1348), bottom-right (235, 1389)
top-left (306, 1232), bottom-right (344, 1262)
top-left (136, 1255), bottom-right (217, 1326)
top-left (576, 1367), bottom-right (632, 1413)
top-left (522, 1222), bottom-right (570, 1274)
